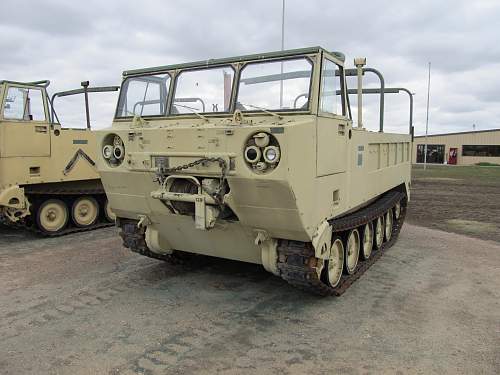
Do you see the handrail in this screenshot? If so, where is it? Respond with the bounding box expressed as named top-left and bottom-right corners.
top-left (343, 87), bottom-right (413, 136)
top-left (345, 68), bottom-right (385, 132)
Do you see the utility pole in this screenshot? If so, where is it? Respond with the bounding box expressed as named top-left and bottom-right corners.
top-left (279, 0), bottom-right (285, 109)
top-left (424, 62), bottom-right (431, 170)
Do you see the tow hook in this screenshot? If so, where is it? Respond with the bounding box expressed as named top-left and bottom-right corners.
top-left (137, 215), bottom-right (151, 228)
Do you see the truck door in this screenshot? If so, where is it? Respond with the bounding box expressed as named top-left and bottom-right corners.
top-left (448, 147), bottom-right (457, 165)
top-left (0, 84), bottom-right (50, 157)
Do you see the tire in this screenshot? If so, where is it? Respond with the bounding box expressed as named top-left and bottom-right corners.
top-left (361, 222), bottom-right (374, 260)
top-left (374, 216), bottom-right (384, 249)
top-left (71, 196), bottom-right (99, 228)
top-left (344, 229), bottom-right (360, 275)
top-left (104, 198), bottom-right (116, 222)
top-left (36, 199), bottom-right (69, 234)
top-left (385, 208), bottom-right (394, 242)
top-left (326, 236), bottom-right (344, 287)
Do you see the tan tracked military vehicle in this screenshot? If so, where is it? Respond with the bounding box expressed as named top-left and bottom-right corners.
top-left (0, 80), bottom-right (119, 235)
top-left (97, 47), bottom-right (412, 295)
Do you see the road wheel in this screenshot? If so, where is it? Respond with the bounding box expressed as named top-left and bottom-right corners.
top-left (344, 229), bottom-right (360, 275)
top-left (104, 198), bottom-right (116, 222)
top-left (72, 196), bottom-right (99, 228)
top-left (385, 208), bottom-right (394, 241)
top-left (361, 222), bottom-right (374, 260)
top-left (374, 216), bottom-right (384, 249)
top-left (394, 201), bottom-right (401, 219)
top-left (326, 236), bottom-right (344, 287)
top-left (36, 199), bottom-right (69, 234)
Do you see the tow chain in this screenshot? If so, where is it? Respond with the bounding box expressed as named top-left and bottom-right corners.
top-left (155, 157), bottom-right (229, 206)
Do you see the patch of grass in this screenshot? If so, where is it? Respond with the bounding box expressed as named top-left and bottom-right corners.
top-left (475, 162), bottom-right (500, 166)
top-left (412, 164), bottom-right (500, 184)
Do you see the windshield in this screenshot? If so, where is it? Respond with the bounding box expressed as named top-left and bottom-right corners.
top-left (237, 57), bottom-right (312, 111)
top-left (2, 86), bottom-right (46, 121)
top-left (116, 74), bottom-right (170, 117)
top-left (114, 54), bottom-right (317, 119)
top-left (172, 66), bottom-right (234, 114)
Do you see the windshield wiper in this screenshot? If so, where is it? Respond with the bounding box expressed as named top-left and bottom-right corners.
top-left (172, 103), bottom-right (209, 122)
top-left (239, 103), bottom-right (283, 120)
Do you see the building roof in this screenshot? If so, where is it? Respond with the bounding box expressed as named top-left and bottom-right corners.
top-left (123, 46), bottom-right (345, 77)
top-left (414, 128), bottom-right (500, 138)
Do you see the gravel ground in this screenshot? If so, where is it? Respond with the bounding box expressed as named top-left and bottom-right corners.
top-left (0, 223), bottom-right (499, 374)
top-left (408, 165), bottom-right (500, 242)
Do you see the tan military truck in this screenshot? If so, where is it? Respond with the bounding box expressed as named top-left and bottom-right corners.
top-left (0, 80), bottom-right (118, 234)
top-left (96, 47), bottom-right (412, 295)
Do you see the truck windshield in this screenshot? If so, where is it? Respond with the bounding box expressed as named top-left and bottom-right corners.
top-left (116, 74), bottom-right (170, 117)
top-left (237, 58), bottom-right (312, 111)
top-left (171, 66), bottom-right (234, 114)
top-left (3, 86), bottom-right (46, 121)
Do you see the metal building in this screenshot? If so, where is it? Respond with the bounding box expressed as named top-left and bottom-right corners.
top-left (412, 129), bottom-right (500, 165)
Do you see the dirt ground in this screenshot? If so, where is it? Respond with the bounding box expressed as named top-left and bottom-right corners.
top-left (0, 222), bottom-right (499, 374)
top-left (407, 164), bottom-right (500, 242)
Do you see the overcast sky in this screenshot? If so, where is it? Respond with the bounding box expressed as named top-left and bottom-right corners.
top-left (2, 0), bottom-right (499, 135)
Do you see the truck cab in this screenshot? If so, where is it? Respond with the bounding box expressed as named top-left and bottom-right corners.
top-left (0, 80), bottom-right (118, 234)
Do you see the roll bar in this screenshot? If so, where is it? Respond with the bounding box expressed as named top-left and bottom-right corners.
top-left (0, 80), bottom-right (50, 88)
top-left (50, 82), bottom-right (119, 129)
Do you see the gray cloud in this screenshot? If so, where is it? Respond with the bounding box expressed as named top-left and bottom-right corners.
top-left (1, 0), bottom-right (498, 134)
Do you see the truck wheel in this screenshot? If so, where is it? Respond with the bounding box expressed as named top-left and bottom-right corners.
top-left (385, 209), bottom-right (394, 241)
top-left (36, 199), bottom-right (69, 234)
top-left (327, 236), bottom-right (344, 287)
top-left (374, 216), bottom-right (384, 249)
top-left (344, 229), bottom-right (360, 274)
top-left (104, 199), bottom-right (116, 222)
top-left (361, 222), bottom-right (374, 260)
top-left (72, 196), bottom-right (99, 227)
top-left (394, 201), bottom-right (401, 219)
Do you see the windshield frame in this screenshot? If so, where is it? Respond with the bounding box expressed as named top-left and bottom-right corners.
top-left (168, 64), bottom-right (236, 117)
top-left (113, 48), bottom-right (344, 121)
top-left (234, 55), bottom-right (315, 114)
top-left (0, 83), bottom-right (49, 123)
top-left (115, 73), bottom-right (171, 119)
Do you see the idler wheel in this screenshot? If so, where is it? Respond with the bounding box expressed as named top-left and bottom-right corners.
top-left (326, 236), bottom-right (344, 287)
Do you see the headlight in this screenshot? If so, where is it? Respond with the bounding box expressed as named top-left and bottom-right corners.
top-left (113, 145), bottom-right (124, 160)
top-left (263, 146), bottom-right (280, 164)
top-left (102, 134), bottom-right (125, 167)
top-left (102, 145), bottom-right (113, 159)
top-left (243, 131), bottom-right (281, 174)
top-left (244, 145), bottom-right (261, 164)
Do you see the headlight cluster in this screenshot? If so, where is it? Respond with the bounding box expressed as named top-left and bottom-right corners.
top-left (102, 134), bottom-right (125, 167)
top-left (244, 132), bottom-right (281, 173)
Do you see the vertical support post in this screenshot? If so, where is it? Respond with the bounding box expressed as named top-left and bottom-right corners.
top-left (81, 81), bottom-right (91, 130)
top-left (354, 58), bottom-right (367, 128)
top-left (424, 62), bottom-right (431, 170)
top-left (279, 0), bottom-right (285, 109)
top-left (223, 72), bottom-right (232, 111)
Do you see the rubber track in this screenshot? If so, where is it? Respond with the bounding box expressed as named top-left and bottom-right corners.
top-left (119, 220), bottom-right (191, 265)
top-left (5, 186), bottom-right (112, 237)
top-left (277, 191), bottom-right (407, 296)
